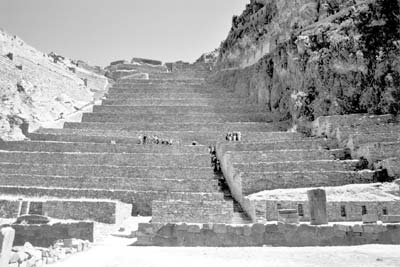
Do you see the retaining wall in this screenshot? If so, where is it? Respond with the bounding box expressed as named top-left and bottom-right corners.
top-left (12, 222), bottom-right (93, 247)
top-left (312, 114), bottom-right (395, 139)
top-left (0, 188), bottom-right (223, 216)
top-left (136, 222), bottom-right (400, 247)
top-left (0, 175), bottom-right (217, 192)
top-left (245, 198), bottom-right (400, 222)
top-left (238, 171), bottom-right (375, 195)
top-left (0, 199), bottom-right (131, 224)
top-left (152, 200), bottom-right (234, 224)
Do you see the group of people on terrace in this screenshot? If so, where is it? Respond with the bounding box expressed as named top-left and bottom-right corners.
top-left (226, 132), bottom-right (242, 142)
top-left (137, 135), bottom-right (173, 145)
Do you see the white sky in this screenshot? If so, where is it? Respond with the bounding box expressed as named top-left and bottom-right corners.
top-left (0, 0), bottom-right (248, 66)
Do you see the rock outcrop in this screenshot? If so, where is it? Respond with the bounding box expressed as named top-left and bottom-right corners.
top-left (212, 0), bottom-right (400, 124)
top-left (0, 30), bottom-right (108, 140)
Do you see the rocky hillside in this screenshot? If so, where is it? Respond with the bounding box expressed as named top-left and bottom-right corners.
top-left (212, 0), bottom-right (400, 125)
top-left (0, 30), bottom-right (108, 140)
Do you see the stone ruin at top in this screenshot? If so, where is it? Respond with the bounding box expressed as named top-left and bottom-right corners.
top-left (0, 0), bottom-right (400, 249)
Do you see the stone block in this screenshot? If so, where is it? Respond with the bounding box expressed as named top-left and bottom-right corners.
top-left (333, 224), bottom-right (350, 232)
top-left (233, 226), bottom-right (243, 236)
top-left (213, 224), bottom-right (227, 234)
top-left (138, 223), bottom-right (153, 234)
top-left (362, 214), bottom-right (378, 224)
top-left (187, 225), bottom-right (201, 233)
top-left (277, 222), bottom-right (298, 237)
top-left (0, 227), bottom-right (15, 267)
top-left (226, 225), bottom-right (236, 234)
top-left (307, 189), bottom-right (328, 225)
top-left (382, 215), bottom-right (400, 223)
top-left (297, 224), bottom-right (318, 241)
top-left (202, 224), bottom-right (212, 231)
top-left (265, 223), bottom-right (279, 233)
top-left (316, 225), bottom-right (335, 239)
top-left (352, 224), bottom-right (363, 233)
top-left (362, 224), bottom-right (381, 234)
top-left (0, 227), bottom-right (15, 266)
top-left (157, 224), bottom-right (175, 237)
top-left (243, 225), bottom-right (252, 236)
top-left (175, 223), bottom-right (188, 232)
top-left (252, 223), bottom-right (266, 234)
top-left (136, 236), bottom-right (153, 246)
top-left (333, 228), bottom-right (347, 238)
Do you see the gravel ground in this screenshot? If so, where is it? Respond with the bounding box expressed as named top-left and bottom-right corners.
top-left (50, 217), bottom-right (400, 267)
top-left (52, 239), bottom-right (400, 267)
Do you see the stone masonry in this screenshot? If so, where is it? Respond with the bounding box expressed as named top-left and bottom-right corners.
top-left (0, 66), bottom-right (287, 225)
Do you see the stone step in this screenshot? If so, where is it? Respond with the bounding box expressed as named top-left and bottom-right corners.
top-left (216, 139), bottom-right (332, 155)
top-left (113, 81), bottom-right (205, 88)
top-left (109, 87), bottom-right (215, 94)
top-left (147, 73), bottom-right (208, 80)
top-left (102, 98), bottom-right (248, 106)
top-left (92, 105), bottom-right (261, 114)
top-left (0, 186), bottom-right (224, 215)
top-left (335, 123), bottom-right (400, 144)
top-left (224, 149), bottom-right (346, 163)
top-left (313, 114), bottom-right (395, 137)
top-left (30, 129), bottom-right (302, 145)
top-left (104, 92), bottom-right (241, 100)
top-left (0, 140), bottom-right (208, 153)
top-left (81, 112), bottom-right (271, 123)
top-left (0, 174), bottom-right (219, 192)
top-left (0, 163), bottom-right (213, 179)
top-left (0, 151), bottom-right (211, 167)
top-left (151, 200), bottom-right (234, 224)
top-left (109, 87), bottom-right (214, 95)
top-left (116, 79), bottom-right (204, 84)
top-left (64, 122), bottom-right (278, 132)
top-left (347, 132), bottom-right (400, 151)
top-left (236, 170), bottom-right (378, 195)
top-left (354, 142), bottom-right (400, 164)
top-left (232, 160), bottom-right (361, 173)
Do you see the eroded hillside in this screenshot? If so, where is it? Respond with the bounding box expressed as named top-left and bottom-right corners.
top-left (212, 0), bottom-right (400, 124)
top-left (0, 30), bottom-right (108, 140)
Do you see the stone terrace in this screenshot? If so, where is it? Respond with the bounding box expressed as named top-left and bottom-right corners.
top-left (2, 65), bottom-right (399, 246)
top-left (0, 70), bottom-right (286, 225)
top-left (216, 114), bottom-right (398, 223)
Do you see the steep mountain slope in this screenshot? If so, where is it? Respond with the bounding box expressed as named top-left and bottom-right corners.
top-left (0, 30), bottom-right (108, 140)
top-left (212, 0), bottom-right (400, 124)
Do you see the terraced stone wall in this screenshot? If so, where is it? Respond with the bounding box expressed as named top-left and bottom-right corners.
top-left (152, 201), bottom-right (234, 224)
top-left (136, 222), bottom-right (400, 247)
top-left (12, 222), bottom-right (93, 247)
top-left (244, 198), bottom-right (400, 222)
top-left (0, 199), bottom-right (131, 224)
top-left (43, 201), bottom-right (132, 224)
top-left (238, 171), bottom-right (375, 196)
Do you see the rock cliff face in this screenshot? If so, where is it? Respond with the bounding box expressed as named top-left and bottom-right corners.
top-left (0, 30), bottom-right (108, 140)
top-left (212, 0), bottom-right (400, 124)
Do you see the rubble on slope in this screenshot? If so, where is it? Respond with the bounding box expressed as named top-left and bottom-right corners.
top-left (0, 30), bottom-right (109, 141)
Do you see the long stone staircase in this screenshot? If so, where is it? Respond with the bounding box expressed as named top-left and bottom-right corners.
top-left (0, 72), bottom-right (284, 224)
